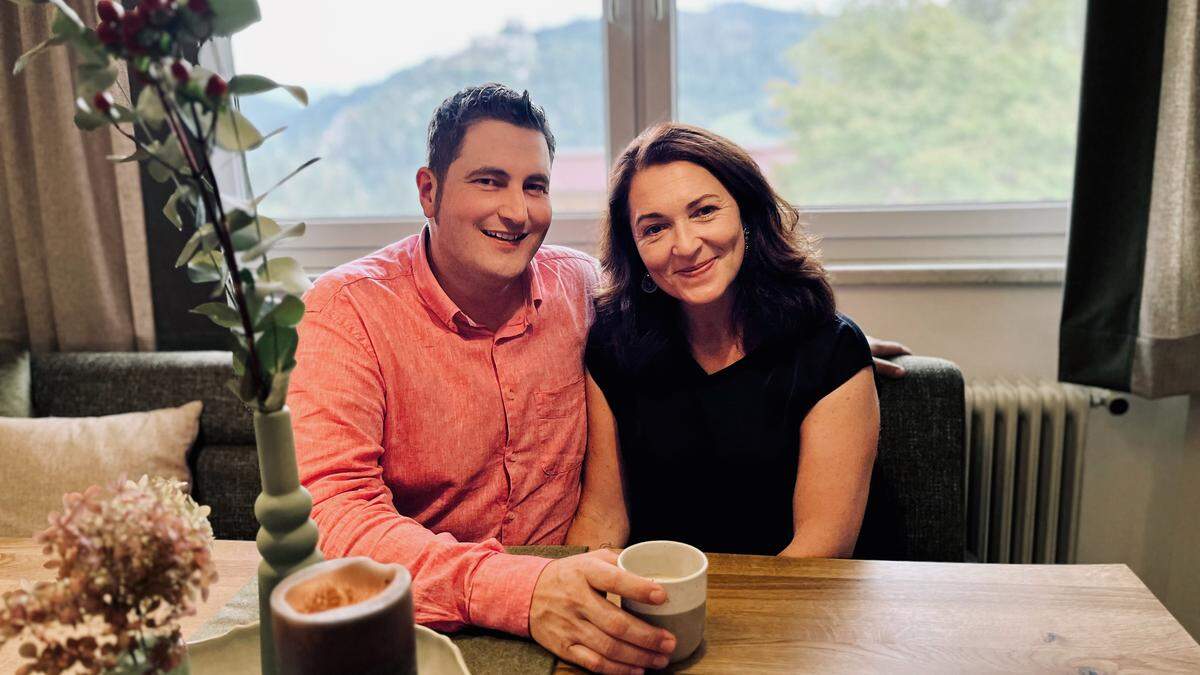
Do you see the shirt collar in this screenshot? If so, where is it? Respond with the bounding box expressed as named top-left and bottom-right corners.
top-left (413, 225), bottom-right (544, 334)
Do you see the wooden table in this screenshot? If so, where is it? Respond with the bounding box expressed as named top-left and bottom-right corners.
top-left (4, 539), bottom-right (1199, 673)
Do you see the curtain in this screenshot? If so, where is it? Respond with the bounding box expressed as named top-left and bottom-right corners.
top-left (1060, 0), bottom-right (1200, 398)
top-left (0, 0), bottom-right (155, 352)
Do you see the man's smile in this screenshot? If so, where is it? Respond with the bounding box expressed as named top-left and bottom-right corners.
top-left (481, 229), bottom-right (530, 243)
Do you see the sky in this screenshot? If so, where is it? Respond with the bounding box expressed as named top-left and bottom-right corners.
top-left (233, 0), bottom-right (848, 95)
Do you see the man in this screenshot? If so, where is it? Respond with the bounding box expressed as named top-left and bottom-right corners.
top-left (289, 83), bottom-right (909, 675)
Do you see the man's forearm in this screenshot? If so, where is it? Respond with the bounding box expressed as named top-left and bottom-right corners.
top-left (565, 508), bottom-right (629, 550)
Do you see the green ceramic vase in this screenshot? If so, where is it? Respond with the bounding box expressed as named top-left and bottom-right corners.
top-left (253, 406), bottom-right (323, 675)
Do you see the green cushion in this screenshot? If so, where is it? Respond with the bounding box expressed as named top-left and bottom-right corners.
top-left (0, 345), bottom-right (30, 418)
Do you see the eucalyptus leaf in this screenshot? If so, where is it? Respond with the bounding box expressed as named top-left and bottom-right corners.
top-left (43, 0), bottom-right (83, 29)
top-left (190, 301), bottom-right (242, 329)
top-left (254, 294), bottom-right (305, 331)
top-left (13, 37), bottom-right (59, 75)
top-left (230, 214), bottom-right (281, 250)
top-left (259, 126), bottom-right (286, 143)
top-left (73, 108), bottom-right (107, 131)
top-left (178, 8), bottom-right (214, 43)
top-left (146, 137), bottom-right (187, 182)
top-left (224, 208), bottom-right (256, 232)
top-left (175, 224), bottom-right (216, 267)
top-left (186, 251), bottom-right (224, 283)
top-left (239, 222), bottom-right (304, 261)
top-left (208, 0), bottom-right (261, 36)
top-left (227, 74), bottom-right (309, 106)
top-left (231, 345), bottom-right (247, 377)
top-left (256, 324), bottom-right (298, 374)
top-left (214, 107), bottom-right (264, 151)
top-left (75, 60), bottom-right (117, 97)
top-left (147, 157), bottom-right (174, 183)
top-left (110, 103), bottom-right (138, 124)
top-left (160, 136), bottom-right (186, 169)
top-left (136, 86), bottom-right (167, 129)
top-left (261, 370), bottom-right (290, 412)
top-left (256, 257), bottom-right (310, 295)
top-left (254, 158), bottom-right (320, 207)
top-left (163, 184), bottom-right (196, 229)
top-left (67, 29), bottom-right (108, 68)
top-left (107, 147), bottom-right (150, 163)
top-left (50, 7), bottom-right (84, 38)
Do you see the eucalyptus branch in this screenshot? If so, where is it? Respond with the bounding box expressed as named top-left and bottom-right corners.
top-left (109, 122), bottom-right (192, 183)
top-left (153, 81), bottom-right (268, 402)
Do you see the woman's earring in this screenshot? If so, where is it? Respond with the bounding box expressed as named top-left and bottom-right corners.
top-left (641, 273), bottom-right (658, 294)
top-left (743, 225), bottom-right (751, 255)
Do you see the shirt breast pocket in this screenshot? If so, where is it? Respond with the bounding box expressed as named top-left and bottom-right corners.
top-left (534, 376), bottom-right (586, 475)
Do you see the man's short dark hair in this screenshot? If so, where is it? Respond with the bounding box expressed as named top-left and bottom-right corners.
top-left (426, 83), bottom-right (556, 182)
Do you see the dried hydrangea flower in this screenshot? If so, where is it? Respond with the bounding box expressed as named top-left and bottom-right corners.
top-left (0, 475), bottom-right (217, 674)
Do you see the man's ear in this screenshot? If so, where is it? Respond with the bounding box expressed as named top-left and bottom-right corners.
top-left (416, 167), bottom-right (438, 219)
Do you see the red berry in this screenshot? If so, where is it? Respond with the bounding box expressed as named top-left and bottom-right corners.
top-left (92, 91), bottom-right (113, 113)
top-left (170, 60), bottom-right (190, 83)
top-left (96, 0), bottom-right (123, 22)
top-left (187, 0), bottom-right (209, 14)
top-left (96, 21), bottom-right (120, 45)
top-left (123, 6), bottom-right (145, 32)
top-left (204, 74), bottom-right (227, 99)
top-left (121, 9), bottom-right (145, 50)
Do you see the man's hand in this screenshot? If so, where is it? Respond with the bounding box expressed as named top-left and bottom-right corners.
top-left (867, 336), bottom-right (912, 378)
top-left (530, 549), bottom-right (676, 674)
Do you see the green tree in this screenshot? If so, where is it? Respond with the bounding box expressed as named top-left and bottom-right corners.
top-left (772, 0), bottom-right (1085, 206)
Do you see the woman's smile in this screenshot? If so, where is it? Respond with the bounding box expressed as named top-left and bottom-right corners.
top-left (674, 256), bottom-right (718, 278)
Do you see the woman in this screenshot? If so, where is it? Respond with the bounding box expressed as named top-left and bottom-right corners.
top-left (566, 124), bottom-right (880, 557)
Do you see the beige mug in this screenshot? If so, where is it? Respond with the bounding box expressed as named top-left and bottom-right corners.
top-left (269, 557), bottom-right (416, 675)
top-left (618, 540), bottom-right (709, 664)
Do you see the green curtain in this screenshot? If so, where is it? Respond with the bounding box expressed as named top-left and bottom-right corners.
top-left (1060, 0), bottom-right (1200, 398)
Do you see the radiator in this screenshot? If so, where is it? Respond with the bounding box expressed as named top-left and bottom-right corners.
top-left (964, 381), bottom-right (1092, 564)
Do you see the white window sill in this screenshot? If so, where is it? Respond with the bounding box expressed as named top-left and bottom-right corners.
top-left (827, 262), bottom-right (1065, 286)
top-left (277, 202), bottom-right (1070, 286)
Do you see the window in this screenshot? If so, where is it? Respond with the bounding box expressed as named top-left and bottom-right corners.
top-left (206, 0), bottom-right (1087, 275)
top-left (676, 0), bottom-right (1086, 207)
top-left (227, 1), bottom-right (605, 219)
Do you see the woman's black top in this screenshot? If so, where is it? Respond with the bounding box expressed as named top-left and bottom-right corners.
top-left (585, 313), bottom-right (873, 555)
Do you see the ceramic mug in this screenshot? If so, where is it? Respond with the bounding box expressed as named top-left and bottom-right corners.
top-left (617, 540), bottom-right (709, 663)
top-left (269, 557), bottom-right (416, 675)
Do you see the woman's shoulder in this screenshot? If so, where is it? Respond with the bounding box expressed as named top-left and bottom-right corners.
top-left (821, 313), bottom-right (874, 387)
top-left (782, 312), bottom-right (866, 350)
top-left (776, 312), bottom-right (873, 392)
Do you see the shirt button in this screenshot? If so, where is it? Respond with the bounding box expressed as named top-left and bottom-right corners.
top-left (504, 512), bottom-right (516, 523)
top-left (505, 390), bottom-right (516, 401)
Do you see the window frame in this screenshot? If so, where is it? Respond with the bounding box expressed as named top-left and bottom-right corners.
top-left (202, 0), bottom-right (1073, 280)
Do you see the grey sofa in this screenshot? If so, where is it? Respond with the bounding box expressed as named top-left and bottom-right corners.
top-left (28, 352), bottom-right (965, 561)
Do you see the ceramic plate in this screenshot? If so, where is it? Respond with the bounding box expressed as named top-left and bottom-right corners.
top-left (186, 622), bottom-right (471, 674)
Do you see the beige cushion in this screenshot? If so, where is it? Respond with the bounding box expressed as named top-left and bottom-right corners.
top-left (0, 400), bottom-right (203, 537)
top-left (0, 344), bottom-right (30, 418)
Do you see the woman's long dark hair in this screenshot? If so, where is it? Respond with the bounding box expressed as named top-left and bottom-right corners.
top-left (594, 123), bottom-right (836, 371)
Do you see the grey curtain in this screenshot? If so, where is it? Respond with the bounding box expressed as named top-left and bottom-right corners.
top-left (1060, 0), bottom-right (1200, 398)
top-left (0, 1), bottom-right (156, 352)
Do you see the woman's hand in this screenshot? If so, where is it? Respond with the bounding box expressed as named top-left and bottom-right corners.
top-left (866, 335), bottom-right (911, 378)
